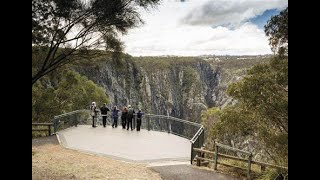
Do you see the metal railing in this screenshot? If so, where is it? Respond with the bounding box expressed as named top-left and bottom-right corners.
top-left (52, 109), bottom-right (205, 164)
top-left (53, 109), bottom-right (91, 133)
top-left (52, 110), bottom-right (204, 141)
top-left (190, 126), bottom-right (205, 164)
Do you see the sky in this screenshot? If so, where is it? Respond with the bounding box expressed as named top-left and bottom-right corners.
top-left (121, 0), bottom-right (288, 56)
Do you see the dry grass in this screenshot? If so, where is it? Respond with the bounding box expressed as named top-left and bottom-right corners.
top-left (32, 143), bottom-right (162, 180)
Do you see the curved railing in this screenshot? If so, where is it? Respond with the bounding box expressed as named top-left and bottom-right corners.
top-left (52, 109), bottom-right (205, 164)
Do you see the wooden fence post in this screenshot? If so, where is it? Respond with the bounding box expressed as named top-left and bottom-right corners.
top-left (214, 144), bottom-right (218, 170)
top-left (247, 153), bottom-right (252, 179)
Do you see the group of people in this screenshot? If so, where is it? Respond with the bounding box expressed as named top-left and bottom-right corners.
top-left (90, 102), bottom-right (143, 131)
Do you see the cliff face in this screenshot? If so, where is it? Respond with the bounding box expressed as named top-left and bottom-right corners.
top-left (75, 56), bottom-right (246, 123)
top-left (76, 57), bottom-right (268, 122)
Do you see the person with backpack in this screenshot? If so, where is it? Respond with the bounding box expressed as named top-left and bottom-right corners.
top-left (121, 106), bottom-right (128, 129)
top-left (136, 109), bottom-right (144, 131)
top-left (100, 103), bottom-right (110, 128)
top-left (112, 106), bottom-right (119, 128)
top-left (127, 105), bottom-right (135, 131)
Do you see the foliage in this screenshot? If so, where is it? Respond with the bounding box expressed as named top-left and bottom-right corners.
top-left (32, 0), bottom-right (160, 85)
top-left (133, 56), bottom-right (200, 72)
top-left (182, 67), bottom-right (197, 93)
top-left (257, 168), bottom-right (288, 180)
top-left (264, 7), bottom-right (288, 56)
top-left (203, 57), bottom-right (288, 164)
top-left (32, 69), bottom-right (109, 122)
top-left (202, 7), bottom-right (288, 166)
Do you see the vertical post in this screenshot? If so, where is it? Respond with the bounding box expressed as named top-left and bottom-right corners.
top-left (166, 111), bottom-right (170, 133)
top-left (247, 153), bottom-right (252, 179)
top-left (167, 119), bottom-right (170, 133)
top-left (214, 144), bottom-right (218, 170)
top-left (197, 154), bottom-right (201, 166)
top-left (75, 113), bottom-right (78, 127)
top-left (48, 125), bottom-right (51, 136)
top-left (191, 142), bottom-right (194, 164)
top-left (200, 129), bottom-right (204, 147)
top-left (53, 118), bottom-right (57, 134)
top-left (196, 136), bottom-right (201, 166)
top-left (133, 114), bottom-right (136, 129)
top-left (147, 117), bottom-right (150, 131)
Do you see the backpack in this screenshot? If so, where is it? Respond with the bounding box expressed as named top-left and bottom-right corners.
top-left (128, 108), bottom-right (134, 117)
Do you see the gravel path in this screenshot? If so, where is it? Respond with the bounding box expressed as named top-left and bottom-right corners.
top-left (32, 135), bottom-right (238, 180)
top-left (151, 164), bottom-right (238, 180)
top-left (32, 135), bottom-right (162, 180)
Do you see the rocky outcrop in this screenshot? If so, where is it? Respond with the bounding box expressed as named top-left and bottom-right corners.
top-left (75, 56), bottom-right (233, 123)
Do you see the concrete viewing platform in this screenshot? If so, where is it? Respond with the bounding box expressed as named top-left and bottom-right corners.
top-left (56, 125), bottom-right (191, 164)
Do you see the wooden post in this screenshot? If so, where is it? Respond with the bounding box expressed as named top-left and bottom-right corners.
top-left (247, 153), bottom-right (252, 179)
top-left (197, 150), bottom-right (201, 166)
top-left (214, 144), bottom-right (218, 170)
top-left (48, 125), bottom-right (51, 136)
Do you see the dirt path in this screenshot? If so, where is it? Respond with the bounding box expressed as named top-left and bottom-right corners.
top-left (32, 136), bottom-right (162, 180)
top-left (151, 164), bottom-right (238, 180)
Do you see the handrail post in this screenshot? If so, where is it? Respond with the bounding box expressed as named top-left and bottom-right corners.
top-left (53, 118), bottom-right (57, 134)
top-left (197, 137), bottom-right (201, 166)
top-left (48, 124), bottom-right (51, 136)
top-left (147, 117), bottom-right (150, 131)
top-left (191, 142), bottom-right (194, 164)
top-left (133, 114), bottom-right (136, 130)
top-left (247, 153), bottom-right (252, 179)
top-left (214, 143), bottom-right (218, 170)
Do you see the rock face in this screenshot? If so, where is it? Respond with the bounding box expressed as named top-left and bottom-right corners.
top-left (75, 56), bottom-right (235, 123)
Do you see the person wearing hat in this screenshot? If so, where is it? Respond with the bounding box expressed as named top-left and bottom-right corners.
top-left (90, 102), bottom-right (98, 128)
top-left (100, 103), bottom-right (110, 128)
top-left (127, 105), bottom-right (135, 130)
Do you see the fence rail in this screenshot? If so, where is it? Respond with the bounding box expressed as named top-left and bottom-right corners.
top-left (32, 123), bottom-right (53, 136)
top-left (192, 142), bottom-right (288, 179)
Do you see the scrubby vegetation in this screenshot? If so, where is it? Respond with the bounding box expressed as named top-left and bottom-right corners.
top-left (201, 7), bottom-right (288, 177)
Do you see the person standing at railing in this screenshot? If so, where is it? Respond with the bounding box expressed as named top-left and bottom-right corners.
top-left (127, 105), bottom-right (135, 131)
top-left (100, 103), bottom-right (110, 128)
top-left (112, 106), bottom-right (119, 128)
top-left (90, 102), bottom-right (98, 128)
top-left (121, 106), bottom-right (128, 129)
top-left (136, 109), bottom-right (144, 131)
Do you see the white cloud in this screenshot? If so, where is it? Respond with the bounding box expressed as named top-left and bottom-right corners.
top-left (181, 0), bottom-right (288, 28)
top-left (121, 0), bottom-right (288, 56)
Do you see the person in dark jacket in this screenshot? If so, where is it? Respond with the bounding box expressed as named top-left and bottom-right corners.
top-left (112, 106), bottom-right (119, 128)
top-left (121, 106), bottom-right (128, 129)
top-left (127, 105), bottom-right (135, 130)
top-left (136, 109), bottom-right (144, 131)
top-left (100, 103), bottom-right (110, 127)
